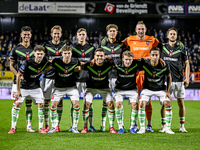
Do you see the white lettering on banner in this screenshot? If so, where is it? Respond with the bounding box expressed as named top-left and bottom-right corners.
top-left (188, 5), bottom-right (200, 14)
top-left (168, 5), bottom-right (185, 14)
top-left (0, 81), bottom-right (13, 88)
top-left (18, 2), bottom-right (85, 14)
top-left (115, 3), bottom-right (148, 14)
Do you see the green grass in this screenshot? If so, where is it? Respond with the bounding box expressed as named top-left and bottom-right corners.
top-left (0, 100), bottom-right (200, 150)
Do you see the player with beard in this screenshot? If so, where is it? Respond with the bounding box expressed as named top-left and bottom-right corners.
top-left (71, 28), bottom-right (96, 132)
top-left (10, 26), bottom-right (35, 132)
top-left (81, 48), bottom-right (117, 133)
top-left (160, 27), bottom-right (190, 133)
top-left (42, 25), bottom-right (66, 132)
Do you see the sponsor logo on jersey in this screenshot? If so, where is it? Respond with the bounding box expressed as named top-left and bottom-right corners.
top-left (133, 47), bottom-right (149, 50)
top-left (119, 74), bottom-right (135, 78)
top-left (21, 65), bottom-right (25, 70)
top-left (92, 76), bottom-right (106, 80)
top-left (163, 57), bottom-right (178, 61)
top-left (147, 77), bottom-right (160, 82)
top-left (104, 3), bottom-right (115, 14)
top-left (58, 72), bottom-right (73, 77)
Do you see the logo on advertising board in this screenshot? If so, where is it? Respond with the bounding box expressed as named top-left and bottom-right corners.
top-left (187, 5), bottom-right (200, 14)
top-left (104, 3), bottom-right (115, 14)
top-left (167, 4), bottom-right (185, 14)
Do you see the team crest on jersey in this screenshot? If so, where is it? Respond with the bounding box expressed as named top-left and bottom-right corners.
top-left (146, 41), bottom-right (149, 45)
top-left (55, 50), bottom-right (59, 55)
top-left (64, 69), bottom-right (68, 74)
top-left (97, 70), bottom-right (101, 77)
top-left (111, 49), bottom-right (115, 53)
top-left (37, 70), bottom-right (41, 74)
top-left (51, 95), bottom-right (54, 99)
top-left (169, 52), bottom-right (173, 57)
top-left (152, 71), bottom-right (156, 78)
top-left (26, 54), bottom-right (30, 59)
top-left (25, 52), bottom-right (30, 59)
top-left (124, 69), bottom-right (128, 74)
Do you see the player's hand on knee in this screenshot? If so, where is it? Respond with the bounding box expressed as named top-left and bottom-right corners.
top-left (15, 91), bottom-right (22, 99)
top-left (165, 92), bottom-right (171, 101)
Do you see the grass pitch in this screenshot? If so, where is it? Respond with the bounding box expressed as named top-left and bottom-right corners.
top-left (0, 100), bottom-right (200, 150)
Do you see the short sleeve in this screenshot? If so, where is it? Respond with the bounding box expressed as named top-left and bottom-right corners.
top-left (165, 64), bottom-right (171, 75)
top-left (10, 48), bottom-right (17, 62)
top-left (153, 37), bottom-right (159, 47)
top-left (182, 47), bottom-right (188, 61)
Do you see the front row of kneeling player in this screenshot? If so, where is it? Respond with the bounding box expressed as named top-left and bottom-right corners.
top-left (8, 45), bottom-right (174, 134)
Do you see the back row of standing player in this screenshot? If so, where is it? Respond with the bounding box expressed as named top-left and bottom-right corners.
top-left (8, 21), bottom-right (189, 134)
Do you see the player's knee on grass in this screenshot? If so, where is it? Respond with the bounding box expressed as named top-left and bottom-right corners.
top-left (107, 101), bottom-right (114, 110)
top-left (131, 102), bottom-right (138, 110)
top-left (163, 101), bottom-right (171, 108)
top-left (38, 103), bottom-right (44, 108)
top-left (84, 101), bottom-right (91, 110)
top-left (72, 100), bottom-right (79, 108)
top-left (177, 98), bottom-right (184, 107)
top-left (116, 102), bottom-right (122, 109)
top-left (16, 102), bottom-right (22, 108)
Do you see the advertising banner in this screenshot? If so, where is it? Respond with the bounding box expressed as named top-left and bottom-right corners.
top-left (167, 4), bottom-right (186, 14)
top-left (0, 71), bottom-right (14, 81)
top-left (187, 4), bottom-right (200, 15)
top-left (18, 2), bottom-right (85, 14)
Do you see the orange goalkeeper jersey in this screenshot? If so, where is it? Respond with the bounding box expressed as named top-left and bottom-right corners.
top-left (123, 35), bottom-right (159, 59)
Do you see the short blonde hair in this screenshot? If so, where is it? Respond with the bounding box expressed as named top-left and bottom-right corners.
top-left (51, 25), bottom-right (62, 33)
top-left (106, 24), bottom-right (118, 32)
top-left (122, 50), bottom-right (134, 58)
top-left (136, 21), bottom-right (146, 28)
top-left (77, 28), bottom-right (87, 34)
